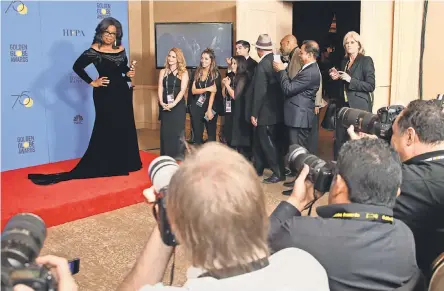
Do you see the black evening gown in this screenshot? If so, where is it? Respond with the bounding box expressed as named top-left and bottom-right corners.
top-left (224, 74), bottom-right (251, 148)
top-left (160, 72), bottom-right (186, 160)
top-left (28, 48), bottom-right (142, 185)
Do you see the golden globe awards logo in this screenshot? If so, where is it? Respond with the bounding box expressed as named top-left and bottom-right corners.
top-left (73, 114), bottom-right (83, 125)
top-left (17, 136), bottom-right (35, 154)
top-left (96, 3), bottom-right (111, 19)
top-left (10, 44), bottom-right (28, 62)
top-left (12, 91), bottom-right (33, 109)
top-left (4, 1), bottom-right (28, 15)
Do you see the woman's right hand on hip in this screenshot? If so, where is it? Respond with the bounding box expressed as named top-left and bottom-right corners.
top-left (90, 77), bottom-right (110, 87)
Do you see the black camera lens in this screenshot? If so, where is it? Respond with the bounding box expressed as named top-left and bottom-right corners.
top-left (1, 213), bottom-right (47, 268)
top-left (148, 156), bottom-right (180, 192)
top-left (288, 145), bottom-right (327, 182)
top-left (337, 107), bottom-right (379, 134)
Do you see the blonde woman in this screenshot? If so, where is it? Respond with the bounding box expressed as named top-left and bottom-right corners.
top-left (329, 31), bottom-right (375, 159)
top-left (158, 48), bottom-right (189, 160)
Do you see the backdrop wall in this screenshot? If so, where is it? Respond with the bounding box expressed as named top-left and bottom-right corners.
top-left (1, 1), bottom-right (129, 171)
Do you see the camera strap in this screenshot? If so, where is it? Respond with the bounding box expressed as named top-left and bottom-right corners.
top-left (331, 212), bottom-right (394, 224)
top-left (197, 257), bottom-right (269, 280)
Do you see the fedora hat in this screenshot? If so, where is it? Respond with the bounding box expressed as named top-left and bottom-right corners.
top-left (252, 34), bottom-right (273, 50)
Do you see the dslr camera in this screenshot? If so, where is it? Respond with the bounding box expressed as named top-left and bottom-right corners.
top-left (337, 105), bottom-right (405, 140)
top-left (1, 213), bottom-right (57, 291)
top-left (147, 156), bottom-right (180, 247)
top-left (287, 144), bottom-right (335, 193)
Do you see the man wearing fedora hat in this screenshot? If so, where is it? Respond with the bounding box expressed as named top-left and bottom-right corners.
top-left (249, 34), bottom-right (285, 183)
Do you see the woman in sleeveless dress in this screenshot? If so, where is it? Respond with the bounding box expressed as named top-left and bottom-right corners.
top-left (158, 48), bottom-right (189, 160)
top-left (28, 17), bottom-right (142, 185)
top-left (189, 48), bottom-right (221, 145)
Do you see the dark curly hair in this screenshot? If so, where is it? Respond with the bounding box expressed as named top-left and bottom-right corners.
top-left (92, 17), bottom-right (123, 49)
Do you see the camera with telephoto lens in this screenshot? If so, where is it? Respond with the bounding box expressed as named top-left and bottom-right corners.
top-left (148, 156), bottom-right (180, 247)
top-left (1, 213), bottom-right (57, 291)
top-left (337, 105), bottom-right (405, 140)
top-left (287, 144), bottom-right (335, 193)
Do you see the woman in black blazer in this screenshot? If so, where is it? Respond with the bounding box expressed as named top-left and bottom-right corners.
top-left (329, 31), bottom-right (375, 159)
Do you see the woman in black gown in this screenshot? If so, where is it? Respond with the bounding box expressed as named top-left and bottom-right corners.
top-left (189, 48), bottom-right (221, 145)
top-left (221, 56), bottom-right (251, 158)
top-left (158, 48), bottom-right (189, 160)
top-left (28, 17), bottom-right (142, 185)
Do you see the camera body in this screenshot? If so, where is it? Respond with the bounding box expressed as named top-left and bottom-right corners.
top-left (287, 145), bottom-right (335, 193)
top-left (1, 213), bottom-right (57, 291)
top-left (338, 105), bottom-right (405, 141)
top-left (148, 156), bottom-right (180, 247)
top-left (1, 264), bottom-right (57, 291)
top-left (374, 105), bottom-right (405, 140)
top-left (154, 187), bottom-right (177, 246)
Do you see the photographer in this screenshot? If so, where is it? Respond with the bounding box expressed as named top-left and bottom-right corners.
top-left (118, 143), bottom-right (329, 291)
top-left (268, 138), bottom-right (419, 291)
top-left (349, 99), bottom-right (444, 280)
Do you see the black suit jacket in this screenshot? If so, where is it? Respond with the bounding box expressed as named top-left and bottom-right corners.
top-left (269, 202), bottom-right (419, 291)
top-left (246, 56), bottom-right (258, 79)
top-left (339, 54), bottom-right (375, 111)
top-left (249, 53), bottom-right (284, 126)
top-left (279, 62), bottom-right (321, 128)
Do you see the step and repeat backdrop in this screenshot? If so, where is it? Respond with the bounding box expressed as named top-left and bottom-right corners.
top-left (1, 1), bottom-right (129, 171)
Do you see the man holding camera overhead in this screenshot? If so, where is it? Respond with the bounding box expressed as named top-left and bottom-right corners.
top-left (118, 143), bottom-right (329, 291)
top-left (348, 99), bottom-right (444, 282)
top-left (268, 138), bottom-right (420, 291)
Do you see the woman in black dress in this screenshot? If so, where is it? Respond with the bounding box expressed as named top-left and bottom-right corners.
top-left (158, 48), bottom-right (189, 160)
top-left (28, 17), bottom-right (142, 185)
top-left (189, 48), bottom-right (221, 145)
top-left (221, 56), bottom-right (251, 158)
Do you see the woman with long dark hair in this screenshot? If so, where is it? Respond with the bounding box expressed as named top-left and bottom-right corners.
top-left (188, 48), bottom-right (221, 144)
top-left (158, 48), bottom-right (189, 160)
top-left (222, 56), bottom-right (251, 157)
top-left (28, 17), bottom-right (142, 185)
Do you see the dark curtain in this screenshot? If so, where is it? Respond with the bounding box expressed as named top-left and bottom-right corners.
top-left (292, 1), bottom-right (361, 68)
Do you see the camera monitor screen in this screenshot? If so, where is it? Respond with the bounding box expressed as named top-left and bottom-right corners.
top-left (155, 22), bottom-right (233, 69)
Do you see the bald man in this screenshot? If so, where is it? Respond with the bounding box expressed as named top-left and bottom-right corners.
top-left (280, 35), bottom-right (302, 79)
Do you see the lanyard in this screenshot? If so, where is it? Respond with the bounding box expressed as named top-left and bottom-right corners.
top-left (331, 212), bottom-right (394, 224)
top-left (424, 155), bottom-right (444, 162)
top-left (226, 76), bottom-right (235, 101)
top-left (165, 69), bottom-right (177, 96)
top-left (197, 71), bottom-right (209, 92)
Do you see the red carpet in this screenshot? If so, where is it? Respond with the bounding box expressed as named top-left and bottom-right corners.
top-left (1, 151), bottom-right (157, 229)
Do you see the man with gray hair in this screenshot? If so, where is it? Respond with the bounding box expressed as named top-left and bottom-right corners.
top-left (118, 143), bottom-right (329, 291)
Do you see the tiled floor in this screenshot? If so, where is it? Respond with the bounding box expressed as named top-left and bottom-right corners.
top-left (40, 112), bottom-right (335, 290)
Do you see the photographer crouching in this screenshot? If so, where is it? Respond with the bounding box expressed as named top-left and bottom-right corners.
top-left (118, 142), bottom-right (329, 291)
top-left (268, 138), bottom-right (421, 291)
top-left (348, 99), bottom-right (444, 282)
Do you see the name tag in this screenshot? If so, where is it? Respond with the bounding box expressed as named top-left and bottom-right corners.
top-left (167, 94), bottom-right (174, 105)
top-left (225, 100), bottom-right (232, 113)
top-left (196, 94), bottom-right (206, 107)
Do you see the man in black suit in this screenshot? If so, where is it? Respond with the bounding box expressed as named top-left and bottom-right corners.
top-left (273, 40), bottom-right (321, 154)
top-left (226, 40), bottom-right (257, 79)
top-left (250, 34), bottom-right (285, 183)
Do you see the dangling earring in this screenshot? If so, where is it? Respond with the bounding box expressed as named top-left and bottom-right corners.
top-left (114, 40), bottom-right (117, 47)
